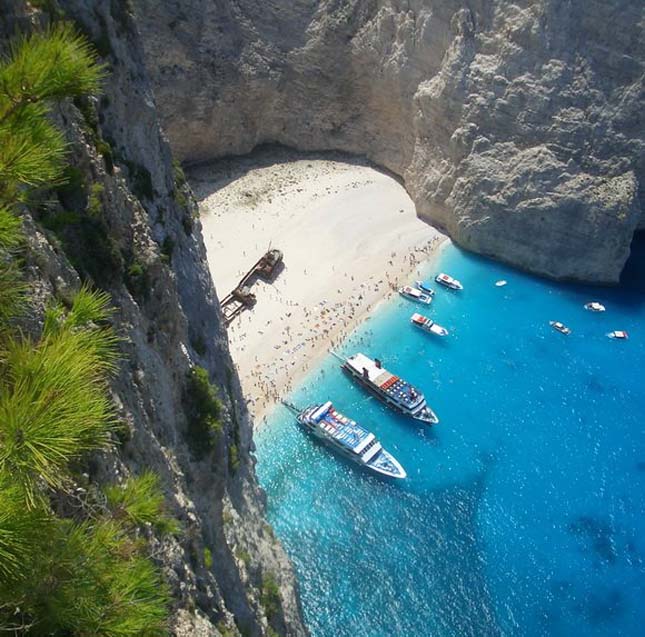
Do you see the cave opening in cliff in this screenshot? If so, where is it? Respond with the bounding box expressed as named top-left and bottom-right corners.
top-left (187, 145), bottom-right (444, 420)
top-left (620, 231), bottom-right (645, 298)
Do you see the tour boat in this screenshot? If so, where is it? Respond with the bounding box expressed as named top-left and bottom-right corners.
top-left (549, 321), bottom-right (572, 335)
top-left (333, 351), bottom-right (439, 424)
top-left (399, 285), bottom-right (432, 305)
top-left (410, 312), bottom-right (449, 337)
top-left (294, 401), bottom-right (406, 479)
top-left (607, 330), bottom-right (628, 340)
top-left (584, 301), bottom-right (606, 312)
top-left (435, 273), bottom-right (463, 290)
top-left (415, 280), bottom-right (435, 296)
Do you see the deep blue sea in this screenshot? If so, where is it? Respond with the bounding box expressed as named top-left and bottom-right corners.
top-left (255, 239), bottom-right (645, 637)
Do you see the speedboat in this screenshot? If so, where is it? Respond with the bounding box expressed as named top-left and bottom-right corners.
top-left (584, 301), bottom-right (606, 312)
top-left (410, 312), bottom-right (449, 337)
top-left (607, 330), bottom-right (628, 340)
top-left (495, 280), bottom-right (508, 287)
top-left (435, 273), bottom-right (463, 291)
top-left (549, 321), bottom-right (572, 335)
top-left (399, 285), bottom-right (432, 305)
top-left (294, 401), bottom-right (407, 479)
top-left (415, 280), bottom-right (435, 296)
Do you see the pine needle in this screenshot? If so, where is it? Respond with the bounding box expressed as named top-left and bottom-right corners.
top-left (0, 322), bottom-right (118, 503)
top-left (105, 472), bottom-right (180, 535)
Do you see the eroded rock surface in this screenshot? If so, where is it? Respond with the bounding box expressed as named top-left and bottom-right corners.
top-left (1, 2), bottom-right (306, 635)
top-left (135, 0), bottom-right (644, 282)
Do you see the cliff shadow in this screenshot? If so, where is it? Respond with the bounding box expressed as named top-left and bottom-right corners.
top-left (613, 231), bottom-right (645, 309)
top-left (185, 143), bottom-right (404, 201)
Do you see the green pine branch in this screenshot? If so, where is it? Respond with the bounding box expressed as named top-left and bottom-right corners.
top-left (105, 471), bottom-right (181, 535)
top-left (0, 22), bottom-right (105, 202)
top-left (0, 22), bottom-right (172, 637)
top-left (0, 322), bottom-right (118, 504)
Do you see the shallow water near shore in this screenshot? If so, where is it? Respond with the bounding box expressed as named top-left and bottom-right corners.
top-left (255, 240), bottom-right (645, 637)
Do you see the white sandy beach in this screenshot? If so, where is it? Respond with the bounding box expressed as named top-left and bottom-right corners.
top-left (190, 149), bottom-right (448, 424)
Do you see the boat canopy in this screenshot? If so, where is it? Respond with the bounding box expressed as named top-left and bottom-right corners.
top-left (313, 404), bottom-right (373, 452)
top-left (411, 313), bottom-right (431, 326)
top-left (354, 432), bottom-right (375, 454)
top-left (347, 353), bottom-right (387, 383)
top-left (311, 401), bottom-right (332, 422)
top-left (403, 286), bottom-right (422, 298)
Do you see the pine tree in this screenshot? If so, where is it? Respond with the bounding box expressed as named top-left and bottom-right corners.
top-left (0, 23), bottom-right (170, 635)
top-left (0, 23), bottom-right (104, 199)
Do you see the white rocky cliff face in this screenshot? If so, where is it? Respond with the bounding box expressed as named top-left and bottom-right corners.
top-left (0, 2), bottom-right (305, 636)
top-left (135, 0), bottom-right (644, 283)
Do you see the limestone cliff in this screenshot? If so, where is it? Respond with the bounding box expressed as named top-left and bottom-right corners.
top-left (0, 2), bottom-right (305, 636)
top-left (135, 0), bottom-right (644, 283)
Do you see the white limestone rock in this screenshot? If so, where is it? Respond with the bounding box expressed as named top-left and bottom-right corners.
top-left (134, 0), bottom-right (644, 282)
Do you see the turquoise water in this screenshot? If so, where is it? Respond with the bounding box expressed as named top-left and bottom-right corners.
top-left (255, 240), bottom-right (645, 637)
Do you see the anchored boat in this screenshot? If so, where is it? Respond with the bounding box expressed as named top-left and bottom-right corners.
top-left (411, 312), bottom-right (449, 337)
top-left (607, 330), bottom-right (628, 340)
top-left (289, 401), bottom-right (406, 479)
top-left (399, 285), bottom-right (432, 305)
top-left (333, 351), bottom-right (439, 425)
top-left (584, 301), bottom-right (606, 312)
top-left (415, 280), bottom-right (435, 296)
top-left (550, 320), bottom-right (572, 335)
top-left (435, 272), bottom-right (463, 290)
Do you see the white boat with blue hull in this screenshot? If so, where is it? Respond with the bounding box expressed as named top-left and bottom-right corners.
top-left (289, 401), bottom-right (407, 479)
top-left (415, 280), bottom-right (435, 296)
top-left (333, 351), bottom-right (439, 425)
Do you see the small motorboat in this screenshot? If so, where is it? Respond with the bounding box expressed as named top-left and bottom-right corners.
top-left (399, 285), bottom-right (432, 305)
top-left (435, 272), bottom-right (463, 291)
top-left (607, 330), bottom-right (628, 340)
top-left (584, 301), bottom-right (606, 312)
top-left (550, 321), bottom-right (572, 335)
top-left (415, 280), bottom-right (435, 296)
top-left (411, 313), bottom-right (449, 337)
top-left (495, 280), bottom-right (508, 287)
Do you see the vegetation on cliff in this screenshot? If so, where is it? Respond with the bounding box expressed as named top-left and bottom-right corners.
top-left (183, 365), bottom-right (223, 460)
top-left (0, 24), bottom-right (170, 635)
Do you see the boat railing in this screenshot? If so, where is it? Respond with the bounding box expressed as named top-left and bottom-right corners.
top-left (280, 401), bottom-right (302, 415)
